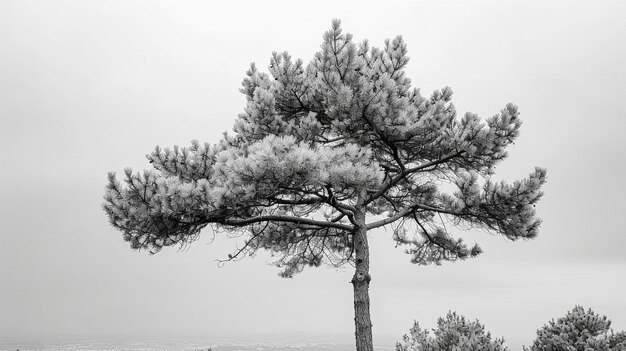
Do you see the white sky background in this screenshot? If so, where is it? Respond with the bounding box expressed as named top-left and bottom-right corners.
top-left (1, 0), bottom-right (625, 349)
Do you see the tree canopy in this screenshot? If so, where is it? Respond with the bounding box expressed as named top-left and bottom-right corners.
top-left (103, 20), bottom-right (545, 277)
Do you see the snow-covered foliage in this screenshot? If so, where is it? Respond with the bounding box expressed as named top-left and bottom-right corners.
top-left (396, 311), bottom-right (509, 351)
top-left (103, 19), bottom-right (546, 276)
top-left (525, 306), bottom-right (626, 351)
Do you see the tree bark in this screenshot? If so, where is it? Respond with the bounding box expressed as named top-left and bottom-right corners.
top-left (352, 205), bottom-right (374, 351)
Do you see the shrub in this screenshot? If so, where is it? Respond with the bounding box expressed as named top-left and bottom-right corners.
top-left (396, 311), bottom-right (509, 351)
top-left (525, 305), bottom-right (626, 351)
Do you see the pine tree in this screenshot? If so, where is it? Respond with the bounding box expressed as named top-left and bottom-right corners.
top-left (103, 20), bottom-right (546, 351)
top-left (525, 306), bottom-right (626, 351)
top-left (396, 311), bottom-right (509, 351)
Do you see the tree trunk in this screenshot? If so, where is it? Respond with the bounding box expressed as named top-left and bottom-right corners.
top-left (352, 206), bottom-right (374, 351)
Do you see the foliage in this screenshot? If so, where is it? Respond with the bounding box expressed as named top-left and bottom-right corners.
top-left (396, 311), bottom-right (509, 351)
top-left (103, 19), bottom-right (545, 277)
top-left (525, 306), bottom-right (626, 351)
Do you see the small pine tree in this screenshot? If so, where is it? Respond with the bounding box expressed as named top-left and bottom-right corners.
top-left (525, 306), bottom-right (626, 351)
top-left (396, 311), bottom-right (509, 351)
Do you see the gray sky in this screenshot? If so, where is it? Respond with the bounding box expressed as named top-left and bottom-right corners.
top-left (1, 0), bottom-right (625, 349)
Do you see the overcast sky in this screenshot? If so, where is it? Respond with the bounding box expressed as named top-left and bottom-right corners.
top-left (1, 0), bottom-right (625, 349)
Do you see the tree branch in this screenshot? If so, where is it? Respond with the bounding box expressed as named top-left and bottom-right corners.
top-left (325, 185), bottom-right (357, 214)
top-left (365, 151), bottom-right (463, 205)
top-left (366, 206), bottom-right (416, 230)
top-left (220, 214), bottom-right (353, 231)
top-left (217, 222), bottom-right (269, 264)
